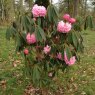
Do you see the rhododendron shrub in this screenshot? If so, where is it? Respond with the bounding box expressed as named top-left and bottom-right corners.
top-left (6, 4), bottom-right (84, 87)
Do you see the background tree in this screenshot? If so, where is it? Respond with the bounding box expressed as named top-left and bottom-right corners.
top-left (0, 0), bottom-right (95, 25)
top-left (58, 0), bottom-right (92, 18)
top-left (91, 0), bottom-right (95, 18)
top-left (0, 0), bottom-right (15, 24)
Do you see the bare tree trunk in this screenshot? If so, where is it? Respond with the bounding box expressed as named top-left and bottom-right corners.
top-left (29, 0), bottom-right (33, 10)
top-left (84, 0), bottom-right (87, 17)
top-left (19, 0), bottom-right (23, 14)
top-left (67, 0), bottom-right (70, 14)
top-left (1, 0), bottom-right (5, 20)
top-left (26, 0), bottom-right (33, 11)
top-left (66, 0), bottom-right (73, 16)
top-left (73, 0), bottom-right (79, 17)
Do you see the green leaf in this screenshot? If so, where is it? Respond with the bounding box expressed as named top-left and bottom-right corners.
top-left (15, 32), bottom-right (26, 52)
top-left (53, 5), bottom-right (58, 17)
top-left (72, 31), bottom-right (78, 49)
top-left (74, 16), bottom-right (83, 31)
top-left (65, 45), bottom-right (72, 60)
top-left (35, 27), bottom-right (42, 42)
top-left (67, 32), bottom-right (73, 43)
top-left (52, 5), bottom-right (58, 23)
top-left (37, 18), bottom-right (41, 26)
top-left (35, 25), bottom-right (46, 42)
top-left (84, 15), bottom-right (94, 30)
top-left (21, 15), bottom-right (33, 32)
top-left (76, 31), bottom-right (83, 44)
top-left (44, 62), bottom-right (50, 71)
top-left (47, 4), bottom-right (52, 22)
top-left (89, 16), bottom-right (94, 29)
top-left (38, 26), bottom-right (46, 40)
top-left (21, 16), bottom-right (28, 30)
top-left (77, 43), bottom-right (84, 52)
top-left (32, 65), bottom-right (41, 85)
top-left (16, 34), bottom-right (22, 51)
top-left (47, 4), bottom-right (58, 23)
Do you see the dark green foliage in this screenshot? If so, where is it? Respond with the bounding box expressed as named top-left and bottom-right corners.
top-left (35, 25), bottom-right (46, 42)
top-left (6, 26), bottom-right (17, 40)
top-left (21, 15), bottom-right (35, 32)
top-left (16, 33), bottom-right (26, 51)
top-left (72, 31), bottom-right (78, 50)
top-left (65, 44), bottom-right (72, 60)
top-left (47, 4), bottom-right (58, 24)
top-left (73, 16), bottom-right (83, 31)
top-left (84, 15), bottom-right (94, 30)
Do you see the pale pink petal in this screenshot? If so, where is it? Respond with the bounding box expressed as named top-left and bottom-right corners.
top-left (57, 52), bottom-right (62, 60)
top-left (43, 45), bottom-right (51, 54)
top-left (57, 21), bottom-right (72, 33)
top-left (26, 33), bottom-right (36, 44)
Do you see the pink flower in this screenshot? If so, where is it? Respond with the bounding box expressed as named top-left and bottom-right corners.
top-left (64, 52), bottom-right (76, 66)
top-left (32, 4), bottom-right (46, 17)
top-left (39, 6), bottom-right (47, 17)
top-left (57, 21), bottom-right (72, 33)
top-left (63, 22), bottom-right (72, 32)
top-left (57, 21), bottom-right (65, 33)
top-left (69, 18), bottom-right (76, 24)
top-left (43, 45), bottom-right (51, 54)
top-left (69, 56), bottom-right (76, 65)
top-left (32, 4), bottom-right (39, 17)
top-left (26, 33), bottom-right (36, 44)
top-left (63, 14), bottom-right (70, 21)
top-left (56, 52), bottom-right (62, 60)
top-left (64, 52), bottom-right (68, 63)
top-left (24, 49), bottom-right (29, 55)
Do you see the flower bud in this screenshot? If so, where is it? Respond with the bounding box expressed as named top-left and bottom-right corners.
top-left (24, 49), bottom-right (29, 55)
top-left (63, 14), bottom-right (70, 21)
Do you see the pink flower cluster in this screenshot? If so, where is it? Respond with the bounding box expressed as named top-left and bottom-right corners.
top-left (57, 21), bottom-right (72, 33)
top-left (43, 45), bottom-right (51, 54)
top-left (64, 52), bottom-right (76, 66)
top-left (26, 33), bottom-right (36, 44)
top-left (32, 4), bottom-right (47, 17)
top-left (57, 14), bottom-right (76, 33)
top-left (63, 14), bottom-right (76, 24)
top-left (56, 52), bottom-right (62, 60)
top-left (56, 52), bottom-right (76, 66)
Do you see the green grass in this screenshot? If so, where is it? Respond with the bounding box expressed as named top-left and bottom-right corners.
top-left (0, 28), bottom-right (95, 95)
top-left (0, 27), bottom-right (27, 95)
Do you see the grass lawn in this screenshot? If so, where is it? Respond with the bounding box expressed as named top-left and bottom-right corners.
top-left (0, 27), bottom-right (95, 95)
